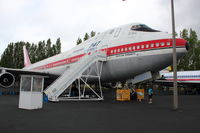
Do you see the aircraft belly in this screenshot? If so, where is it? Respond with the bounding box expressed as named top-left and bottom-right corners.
top-left (101, 48), bottom-right (186, 82)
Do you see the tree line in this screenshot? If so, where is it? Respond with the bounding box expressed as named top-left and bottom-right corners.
top-left (0, 30), bottom-right (96, 69)
top-left (76, 31), bottom-right (96, 45)
top-left (177, 29), bottom-right (200, 70)
top-left (0, 38), bottom-right (61, 69)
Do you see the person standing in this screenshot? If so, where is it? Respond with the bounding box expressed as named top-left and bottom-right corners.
top-left (71, 83), bottom-right (78, 97)
top-left (130, 88), bottom-right (136, 100)
top-left (148, 87), bottom-right (153, 104)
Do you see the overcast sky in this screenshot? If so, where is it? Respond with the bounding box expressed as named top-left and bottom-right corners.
top-left (0, 0), bottom-right (199, 55)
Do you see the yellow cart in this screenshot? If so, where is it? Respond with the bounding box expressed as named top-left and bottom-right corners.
top-left (116, 89), bottom-right (131, 101)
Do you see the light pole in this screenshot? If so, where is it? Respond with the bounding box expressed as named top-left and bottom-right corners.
top-left (171, 0), bottom-right (178, 110)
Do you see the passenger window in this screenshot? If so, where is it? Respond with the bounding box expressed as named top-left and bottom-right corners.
top-left (161, 42), bottom-right (165, 46)
top-left (156, 43), bottom-right (159, 47)
top-left (141, 45), bottom-right (144, 49)
top-left (111, 50), bottom-right (113, 53)
top-left (128, 47), bottom-right (132, 51)
top-left (167, 42), bottom-right (170, 46)
top-left (150, 44), bottom-right (154, 47)
top-left (146, 44), bottom-right (149, 48)
top-left (118, 49), bottom-right (120, 52)
top-left (132, 46), bottom-right (135, 50)
top-left (137, 46), bottom-right (140, 49)
top-left (114, 49), bottom-right (116, 53)
top-left (125, 48), bottom-right (127, 51)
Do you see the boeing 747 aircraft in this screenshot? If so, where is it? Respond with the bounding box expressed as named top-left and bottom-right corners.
top-left (0, 23), bottom-right (188, 89)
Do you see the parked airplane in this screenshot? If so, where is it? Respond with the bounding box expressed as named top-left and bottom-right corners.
top-left (0, 23), bottom-right (188, 88)
top-left (159, 70), bottom-right (200, 84)
top-left (155, 70), bottom-right (200, 94)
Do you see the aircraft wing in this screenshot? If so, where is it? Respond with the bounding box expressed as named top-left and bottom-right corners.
top-left (0, 67), bottom-right (58, 88)
top-left (0, 46), bottom-right (59, 88)
top-left (0, 67), bottom-right (56, 76)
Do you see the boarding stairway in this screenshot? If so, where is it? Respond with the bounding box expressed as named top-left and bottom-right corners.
top-left (44, 50), bottom-right (107, 101)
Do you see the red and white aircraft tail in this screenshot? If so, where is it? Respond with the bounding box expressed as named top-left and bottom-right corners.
top-left (23, 46), bottom-right (31, 67)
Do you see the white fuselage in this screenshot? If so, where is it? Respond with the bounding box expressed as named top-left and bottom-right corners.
top-left (23, 23), bottom-right (187, 82)
top-left (161, 71), bottom-right (200, 83)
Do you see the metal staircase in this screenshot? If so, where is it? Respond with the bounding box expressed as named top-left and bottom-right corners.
top-left (44, 50), bottom-right (107, 101)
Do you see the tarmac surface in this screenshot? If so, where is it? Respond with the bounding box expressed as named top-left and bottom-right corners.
top-left (0, 93), bottom-right (200, 133)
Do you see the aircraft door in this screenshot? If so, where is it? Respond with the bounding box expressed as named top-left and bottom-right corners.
top-left (101, 45), bottom-right (108, 55)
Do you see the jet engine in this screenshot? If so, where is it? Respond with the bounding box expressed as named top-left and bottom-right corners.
top-left (0, 72), bottom-right (15, 88)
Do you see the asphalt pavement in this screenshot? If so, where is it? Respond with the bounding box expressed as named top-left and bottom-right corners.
top-left (0, 93), bottom-right (200, 133)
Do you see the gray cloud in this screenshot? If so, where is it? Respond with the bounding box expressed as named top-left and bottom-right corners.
top-left (0, 0), bottom-right (199, 55)
top-left (175, 0), bottom-right (200, 37)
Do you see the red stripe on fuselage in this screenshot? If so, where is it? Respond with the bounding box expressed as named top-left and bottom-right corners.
top-left (107, 38), bottom-right (185, 56)
top-left (33, 54), bottom-right (85, 70)
top-left (32, 38), bottom-right (186, 70)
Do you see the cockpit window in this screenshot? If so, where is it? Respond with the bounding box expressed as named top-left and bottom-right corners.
top-left (131, 24), bottom-right (160, 32)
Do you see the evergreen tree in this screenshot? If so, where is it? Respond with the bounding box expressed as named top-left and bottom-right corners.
top-left (52, 44), bottom-right (57, 55)
top-left (42, 40), bottom-right (46, 59)
top-left (29, 43), bottom-right (37, 63)
top-left (36, 41), bottom-right (42, 61)
top-left (46, 38), bottom-right (53, 57)
top-left (177, 29), bottom-right (190, 70)
top-left (0, 38), bottom-right (62, 68)
top-left (177, 29), bottom-right (199, 70)
top-left (55, 38), bottom-right (61, 54)
top-left (36, 41), bottom-right (46, 61)
top-left (76, 37), bottom-right (82, 45)
top-left (180, 29), bottom-right (189, 40)
top-left (90, 31), bottom-right (96, 37)
top-left (0, 43), bottom-right (14, 68)
top-left (83, 33), bottom-right (90, 41)
top-left (76, 31), bottom-right (96, 45)
top-left (14, 42), bottom-right (24, 68)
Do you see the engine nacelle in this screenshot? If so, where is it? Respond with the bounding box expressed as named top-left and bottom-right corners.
top-left (0, 72), bottom-right (15, 88)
